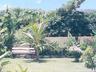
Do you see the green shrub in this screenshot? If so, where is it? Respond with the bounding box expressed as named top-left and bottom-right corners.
top-left (17, 64), bottom-right (28, 72)
top-left (80, 42), bottom-right (87, 50)
top-left (40, 42), bottom-right (67, 57)
top-left (7, 64), bottom-right (28, 72)
top-left (92, 36), bottom-right (96, 53)
top-left (0, 47), bottom-right (7, 55)
top-left (82, 47), bottom-right (94, 60)
top-left (70, 51), bottom-right (82, 62)
top-left (85, 54), bottom-right (96, 71)
top-left (81, 46), bottom-right (96, 70)
top-left (80, 47), bottom-right (93, 61)
top-left (66, 32), bottom-right (76, 47)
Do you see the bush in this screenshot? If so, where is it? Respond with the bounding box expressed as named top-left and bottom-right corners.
top-left (81, 46), bottom-right (96, 71)
top-left (69, 51), bottom-right (82, 62)
top-left (39, 42), bottom-right (68, 57)
top-left (66, 32), bottom-right (76, 47)
top-left (0, 47), bottom-right (7, 55)
top-left (85, 54), bottom-right (96, 71)
top-left (80, 42), bottom-right (87, 50)
top-left (81, 46), bottom-right (94, 61)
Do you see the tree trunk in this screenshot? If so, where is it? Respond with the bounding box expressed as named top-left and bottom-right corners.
top-left (35, 48), bottom-right (40, 62)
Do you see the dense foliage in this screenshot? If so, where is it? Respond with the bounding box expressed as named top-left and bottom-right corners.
top-left (0, 0), bottom-right (96, 62)
top-left (45, 6), bottom-right (94, 37)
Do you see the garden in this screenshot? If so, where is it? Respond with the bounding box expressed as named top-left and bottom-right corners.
top-left (0, 0), bottom-right (96, 72)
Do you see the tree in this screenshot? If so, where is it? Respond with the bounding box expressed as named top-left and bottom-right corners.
top-left (45, 0), bottom-right (93, 37)
top-left (85, 11), bottom-right (96, 35)
top-left (63, 0), bottom-right (86, 12)
top-left (24, 23), bottom-right (46, 61)
top-left (46, 10), bottom-right (93, 37)
top-left (2, 8), bottom-right (15, 50)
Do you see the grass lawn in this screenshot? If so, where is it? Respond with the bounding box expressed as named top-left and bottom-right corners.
top-left (0, 58), bottom-right (92, 72)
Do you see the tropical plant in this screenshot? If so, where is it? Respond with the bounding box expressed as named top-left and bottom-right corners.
top-left (24, 23), bottom-right (46, 61)
top-left (2, 8), bottom-right (15, 50)
top-left (80, 46), bottom-right (96, 71)
top-left (16, 64), bottom-right (28, 72)
top-left (0, 29), bottom-right (10, 59)
top-left (40, 42), bottom-right (62, 57)
top-left (66, 32), bottom-right (76, 47)
top-left (5, 64), bottom-right (28, 72)
top-left (80, 41), bottom-right (87, 50)
top-left (85, 54), bottom-right (96, 71)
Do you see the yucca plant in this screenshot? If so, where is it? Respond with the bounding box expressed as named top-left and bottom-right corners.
top-left (16, 64), bottom-right (28, 72)
top-left (8, 64), bottom-right (28, 72)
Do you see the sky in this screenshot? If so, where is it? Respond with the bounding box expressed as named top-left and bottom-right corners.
top-left (0, 0), bottom-right (96, 11)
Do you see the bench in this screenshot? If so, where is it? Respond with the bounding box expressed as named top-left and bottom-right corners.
top-left (12, 47), bottom-right (36, 58)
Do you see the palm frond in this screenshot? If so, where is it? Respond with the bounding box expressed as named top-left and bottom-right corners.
top-left (23, 32), bottom-right (34, 40)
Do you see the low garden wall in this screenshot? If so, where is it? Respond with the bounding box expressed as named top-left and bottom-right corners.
top-left (45, 36), bottom-right (94, 47)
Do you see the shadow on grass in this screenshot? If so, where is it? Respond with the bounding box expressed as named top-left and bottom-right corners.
top-left (71, 60), bottom-right (82, 63)
top-left (23, 59), bottom-right (48, 63)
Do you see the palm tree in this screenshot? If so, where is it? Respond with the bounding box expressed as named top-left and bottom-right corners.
top-left (24, 23), bottom-right (46, 61)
